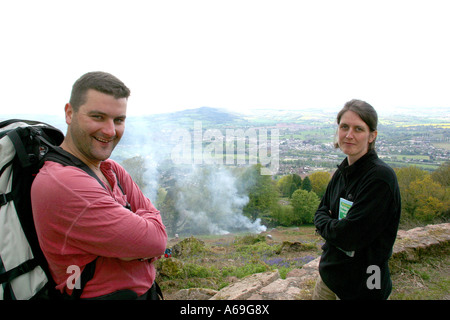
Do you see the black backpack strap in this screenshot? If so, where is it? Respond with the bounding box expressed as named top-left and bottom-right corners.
top-left (0, 192), bottom-right (13, 207)
top-left (45, 147), bottom-right (131, 207)
top-left (6, 129), bottom-right (34, 168)
top-left (70, 258), bottom-right (98, 300)
top-left (0, 259), bottom-right (38, 285)
top-left (43, 147), bottom-right (106, 190)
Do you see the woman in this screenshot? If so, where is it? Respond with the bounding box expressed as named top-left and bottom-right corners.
top-left (313, 99), bottom-right (401, 300)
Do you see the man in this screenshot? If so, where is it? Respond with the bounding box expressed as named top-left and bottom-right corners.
top-left (31, 71), bottom-right (167, 299)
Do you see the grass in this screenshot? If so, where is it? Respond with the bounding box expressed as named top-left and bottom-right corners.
top-left (156, 226), bottom-right (322, 298)
top-left (389, 245), bottom-right (450, 300)
top-left (156, 225), bottom-right (449, 300)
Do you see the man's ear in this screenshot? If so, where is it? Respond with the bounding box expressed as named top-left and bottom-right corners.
top-left (64, 103), bottom-right (73, 125)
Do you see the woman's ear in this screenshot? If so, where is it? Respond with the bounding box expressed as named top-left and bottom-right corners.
top-left (369, 130), bottom-right (378, 144)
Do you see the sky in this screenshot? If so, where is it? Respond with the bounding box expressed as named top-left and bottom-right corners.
top-left (1, 0), bottom-right (449, 117)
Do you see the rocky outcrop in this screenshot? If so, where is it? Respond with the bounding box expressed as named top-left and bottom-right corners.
top-left (246, 257), bottom-right (321, 300)
top-left (392, 223), bottom-right (450, 262)
top-left (210, 269), bottom-right (280, 300)
top-left (170, 223), bottom-right (450, 300)
top-left (207, 255), bottom-right (321, 300)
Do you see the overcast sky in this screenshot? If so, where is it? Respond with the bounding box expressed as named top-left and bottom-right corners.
top-left (1, 0), bottom-right (449, 117)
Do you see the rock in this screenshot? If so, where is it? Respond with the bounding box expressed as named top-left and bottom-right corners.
top-left (286, 268), bottom-right (306, 278)
top-left (249, 277), bottom-right (304, 300)
top-left (301, 255), bottom-right (320, 272)
top-left (248, 258), bottom-right (321, 300)
top-left (210, 270), bottom-right (280, 300)
top-left (392, 223), bottom-right (450, 262)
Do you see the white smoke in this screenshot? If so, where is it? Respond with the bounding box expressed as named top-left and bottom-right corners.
top-left (174, 165), bottom-right (266, 235)
top-left (117, 116), bottom-right (268, 236)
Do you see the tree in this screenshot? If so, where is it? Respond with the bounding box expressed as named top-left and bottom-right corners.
top-left (394, 166), bottom-right (427, 192)
top-left (155, 187), bottom-right (167, 210)
top-left (301, 176), bottom-right (312, 192)
top-left (276, 174), bottom-right (302, 198)
top-left (158, 186), bottom-right (184, 237)
top-left (270, 203), bottom-right (295, 226)
top-left (404, 175), bottom-right (450, 223)
top-left (292, 174), bottom-right (302, 189)
top-left (277, 175), bottom-right (294, 197)
top-left (242, 164), bottom-right (280, 221)
top-left (290, 189), bottom-right (320, 224)
top-left (309, 171), bottom-right (331, 198)
top-left (121, 156), bottom-right (146, 190)
top-left (431, 161), bottom-right (450, 187)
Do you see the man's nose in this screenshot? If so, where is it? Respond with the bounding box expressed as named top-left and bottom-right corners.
top-left (101, 119), bottom-right (116, 137)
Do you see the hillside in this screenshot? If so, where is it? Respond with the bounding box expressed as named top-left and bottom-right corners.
top-left (138, 106), bottom-right (249, 129)
top-left (156, 223), bottom-right (450, 300)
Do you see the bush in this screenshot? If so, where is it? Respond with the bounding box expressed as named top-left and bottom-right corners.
top-left (172, 236), bottom-right (206, 258)
top-left (291, 189), bottom-right (320, 224)
top-left (270, 204), bottom-right (296, 226)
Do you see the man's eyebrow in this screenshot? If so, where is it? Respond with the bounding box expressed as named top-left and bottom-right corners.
top-left (87, 110), bottom-right (107, 116)
top-left (87, 110), bottom-right (126, 119)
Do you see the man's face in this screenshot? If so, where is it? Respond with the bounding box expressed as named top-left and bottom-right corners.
top-left (65, 89), bottom-right (127, 166)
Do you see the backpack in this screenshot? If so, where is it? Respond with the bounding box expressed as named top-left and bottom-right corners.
top-left (0, 119), bottom-right (95, 300)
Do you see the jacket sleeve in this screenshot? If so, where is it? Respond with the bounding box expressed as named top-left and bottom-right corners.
top-left (314, 177), bottom-right (395, 252)
top-left (36, 163), bottom-right (167, 260)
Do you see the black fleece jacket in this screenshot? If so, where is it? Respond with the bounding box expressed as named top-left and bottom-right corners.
top-left (314, 149), bottom-right (401, 299)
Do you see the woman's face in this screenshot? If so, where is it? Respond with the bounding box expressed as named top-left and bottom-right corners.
top-left (338, 110), bottom-right (377, 165)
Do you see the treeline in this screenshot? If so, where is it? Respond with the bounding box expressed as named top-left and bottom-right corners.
top-left (249, 162), bottom-right (450, 228)
top-left (394, 162), bottom-right (450, 226)
top-left (246, 169), bottom-right (331, 227)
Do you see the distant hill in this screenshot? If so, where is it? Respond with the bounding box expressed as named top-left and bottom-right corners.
top-left (130, 106), bottom-right (249, 129)
top-left (170, 106), bottom-right (242, 124)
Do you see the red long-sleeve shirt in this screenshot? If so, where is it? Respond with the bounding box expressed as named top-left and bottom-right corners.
top-left (31, 159), bottom-right (167, 298)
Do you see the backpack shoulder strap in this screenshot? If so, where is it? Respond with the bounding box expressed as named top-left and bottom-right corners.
top-left (43, 147), bottom-right (106, 190)
top-left (69, 258), bottom-right (97, 300)
top-left (41, 148), bottom-right (103, 299)
top-left (44, 147), bottom-right (130, 203)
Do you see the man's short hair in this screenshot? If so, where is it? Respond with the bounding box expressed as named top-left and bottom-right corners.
top-left (69, 71), bottom-right (131, 111)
